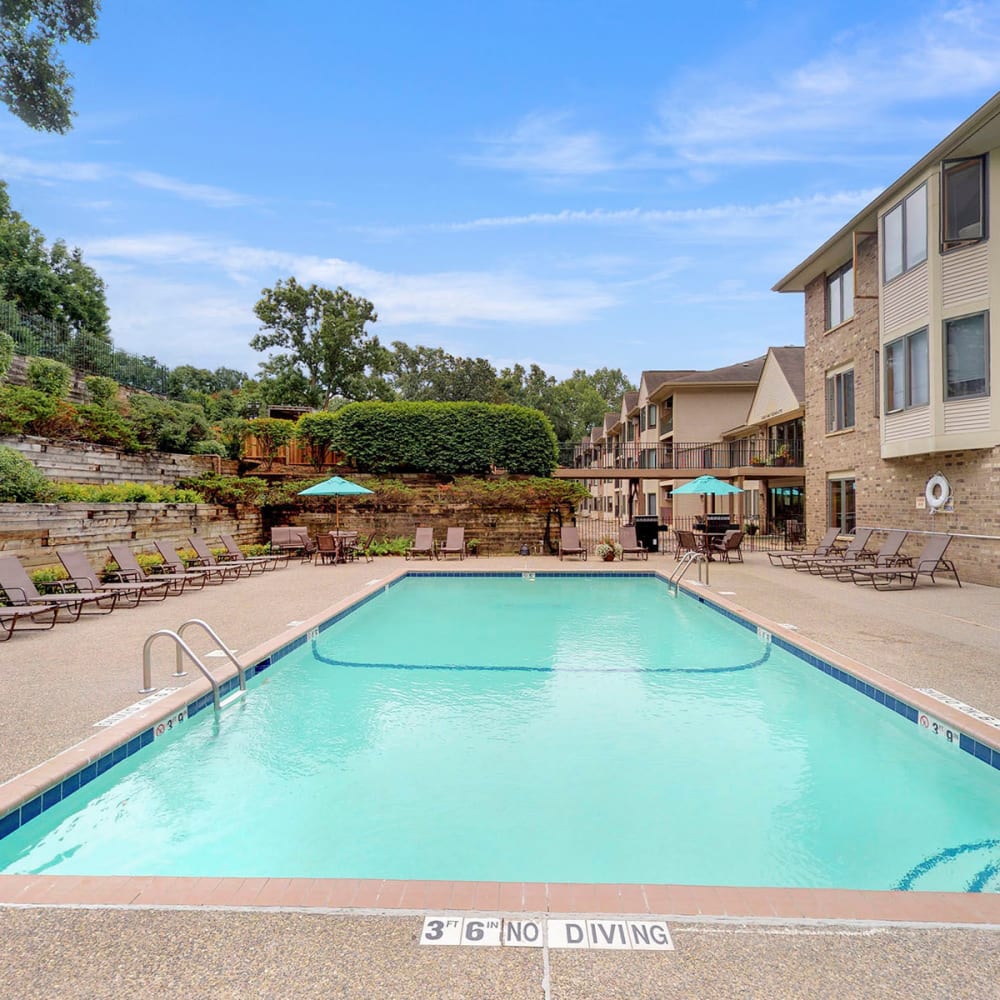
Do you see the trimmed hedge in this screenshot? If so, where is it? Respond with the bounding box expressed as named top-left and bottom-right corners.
top-left (332, 401), bottom-right (558, 475)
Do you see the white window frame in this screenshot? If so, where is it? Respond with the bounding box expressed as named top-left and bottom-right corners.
top-left (884, 328), bottom-right (929, 412)
top-left (944, 311), bottom-right (990, 401)
top-left (883, 184), bottom-right (927, 283)
top-left (825, 367), bottom-right (855, 433)
top-left (826, 261), bottom-right (854, 329)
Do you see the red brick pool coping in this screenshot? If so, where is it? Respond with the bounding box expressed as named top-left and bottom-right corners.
top-left (3, 567), bottom-right (1000, 926)
top-left (1, 874), bottom-right (999, 924)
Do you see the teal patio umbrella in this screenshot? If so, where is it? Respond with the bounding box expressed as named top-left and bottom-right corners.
top-left (297, 476), bottom-right (373, 531)
top-left (672, 475), bottom-right (743, 516)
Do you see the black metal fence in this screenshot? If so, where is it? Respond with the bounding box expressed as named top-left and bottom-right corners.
top-left (0, 301), bottom-right (170, 394)
top-left (564, 440), bottom-right (803, 471)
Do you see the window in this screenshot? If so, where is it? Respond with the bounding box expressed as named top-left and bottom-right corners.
top-left (825, 368), bottom-right (855, 432)
top-left (883, 184), bottom-right (927, 282)
top-left (884, 328), bottom-right (929, 411)
top-left (647, 404), bottom-right (656, 429)
top-left (646, 493), bottom-right (657, 516)
top-left (942, 156), bottom-right (986, 249)
top-left (828, 478), bottom-right (856, 534)
top-left (639, 410), bottom-right (646, 432)
top-left (944, 312), bottom-right (989, 399)
top-left (826, 262), bottom-right (854, 328)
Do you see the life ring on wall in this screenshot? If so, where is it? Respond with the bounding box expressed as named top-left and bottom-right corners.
top-left (925, 474), bottom-right (951, 510)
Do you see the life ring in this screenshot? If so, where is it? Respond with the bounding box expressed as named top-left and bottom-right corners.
top-left (925, 474), bottom-right (951, 510)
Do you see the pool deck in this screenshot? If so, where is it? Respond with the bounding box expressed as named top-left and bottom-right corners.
top-left (2, 551), bottom-right (1000, 998)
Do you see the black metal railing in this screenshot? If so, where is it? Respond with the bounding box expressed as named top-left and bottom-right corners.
top-left (567, 440), bottom-right (803, 472)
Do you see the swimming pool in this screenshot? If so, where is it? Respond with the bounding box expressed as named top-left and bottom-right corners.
top-left (2, 573), bottom-right (999, 892)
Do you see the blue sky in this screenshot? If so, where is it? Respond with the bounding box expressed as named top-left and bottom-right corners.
top-left (3, 0), bottom-right (1000, 382)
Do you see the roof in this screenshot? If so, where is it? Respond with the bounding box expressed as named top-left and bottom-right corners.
top-left (672, 355), bottom-right (766, 386)
top-left (639, 369), bottom-right (698, 393)
top-left (774, 91), bottom-right (1000, 292)
top-left (621, 391), bottom-right (639, 415)
top-left (770, 345), bottom-right (805, 405)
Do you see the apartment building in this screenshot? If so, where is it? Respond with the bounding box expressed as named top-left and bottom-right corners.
top-left (775, 93), bottom-right (1000, 585)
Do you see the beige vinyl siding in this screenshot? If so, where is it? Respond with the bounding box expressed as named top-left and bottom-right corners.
top-left (941, 243), bottom-right (990, 310)
top-left (883, 407), bottom-right (932, 441)
top-left (883, 261), bottom-right (930, 335)
top-left (943, 397), bottom-right (992, 434)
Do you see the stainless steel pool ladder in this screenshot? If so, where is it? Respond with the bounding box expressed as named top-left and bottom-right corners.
top-left (667, 551), bottom-right (709, 595)
top-left (141, 619), bottom-right (247, 712)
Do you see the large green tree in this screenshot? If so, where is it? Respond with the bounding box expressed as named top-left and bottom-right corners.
top-left (251, 279), bottom-right (390, 408)
top-left (389, 341), bottom-right (499, 402)
top-left (0, 0), bottom-right (100, 133)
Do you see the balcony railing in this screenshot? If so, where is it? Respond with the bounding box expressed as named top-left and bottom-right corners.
top-left (566, 440), bottom-right (803, 471)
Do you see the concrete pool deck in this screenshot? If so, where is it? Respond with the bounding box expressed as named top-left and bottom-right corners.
top-left (1, 551), bottom-right (999, 997)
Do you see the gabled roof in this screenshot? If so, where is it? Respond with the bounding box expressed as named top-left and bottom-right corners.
top-left (673, 355), bottom-right (766, 386)
top-left (639, 369), bottom-right (698, 394)
top-left (770, 346), bottom-right (805, 405)
top-left (621, 391), bottom-right (639, 416)
top-left (774, 91), bottom-right (1000, 292)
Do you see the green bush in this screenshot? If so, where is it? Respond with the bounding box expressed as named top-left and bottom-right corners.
top-left (181, 473), bottom-right (268, 506)
top-left (0, 446), bottom-right (54, 501)
top-left (367, 535), bottom-right (412, 556)
top-left (0, 331), bottom-right (14, 381)
top-left (84, 375), bottom-right (119, 406)
top-left (244, 417), bottom-right (295, 470)
top-left (191, 439), bottom-right (227, 456)
top-left (26, 357), bottom-right (72, 398)
top-left (295, 410), bottom-right (341, 468)
top-left (333, 401), bottom-right (558, 475)
top-left (48, 481), bottom-right (204, 503)
top-left (0, 385), bottom-right (59, 434)
top-left (218, 417), bottom-right (247, 459)
top-left (126, 395), bottom-right (210, 453)
top-left (75, 402), bottom-right (140, 450)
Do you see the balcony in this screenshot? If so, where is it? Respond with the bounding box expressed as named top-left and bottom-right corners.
top-left (563, 440), bottom-right (803, 475)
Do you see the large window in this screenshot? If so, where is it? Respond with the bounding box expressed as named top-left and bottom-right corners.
top-left (944, 312), bottom-right (989, 399)
top-left (942, 156), bottom-right (986, 250)
top-left (825, 368), bottom-right (855, 432)
top-left (647, 404), bottom-right (656, 429)
top-left (826, 262), bottom-right (854, 328)
top-left (828, 478), bottom-right (856, 534)
top-left (883, 184), bottom-right (927, 283)
top-left (884, 328), bottom-right (929, 411)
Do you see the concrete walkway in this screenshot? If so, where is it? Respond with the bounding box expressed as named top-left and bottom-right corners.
top-left (1, 552), bottom-right (999, 998)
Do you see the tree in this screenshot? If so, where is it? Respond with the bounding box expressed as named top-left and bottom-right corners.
top-left (388, 341), bottom-right (499, 402)
top-left (0, 0), bottom-right (100, 133)
top-left (251, 279), bottom-right (389, 407)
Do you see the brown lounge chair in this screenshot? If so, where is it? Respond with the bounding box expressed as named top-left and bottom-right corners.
top-left (58, 548), bottom-right (171, 605)
top-left (618, 525), bottom-right (648, 560)
top-left (219, 533), bottom-right (288, 571)
top-left (850, 534), bottom-right (961, 590)
top-left (107, 543), bottom-right (204, 596)
top-left (787, 527), bottom-right (873, 572)
top-left (768, 527), bottom-right (839, 568)
top-left (405, 527), bottom-right (436, 560)
top-left (710, 529), bottom-right (744, 563)
top-left (439, 527), bottom-right (466, 560)
top-left (0, 554), bottom-right (118, 621)
top-left (187, 536), bottom-right (254, 578)
top-left (816, 530), bottom-right (909, 581)
top-left (0, 601), bottom-right (59, 638)
top-left (673, 529), bottom-right (701, 559)
top-left (155, 540), bottom-right (234, 585)
top-left (558, 526), bottom-right (587, 560)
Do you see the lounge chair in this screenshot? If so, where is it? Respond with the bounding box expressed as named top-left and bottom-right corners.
top-left (58, 548), bottom-right (171, 605)
top-left (0, 554), bottom-right (118, 621)
top-left (673, 529), bottom-right (701, 560)
top-left (107, 543), bottom-right (204, 595)
top-left (817, 530), bottom-right (909, 581)
top-left (558, 526), bottom-right (586, 560)
top-left (270, 526), bottom-right (315, 562)
top-left (850, 534), bottom-right (961, 590)
top-left (768, 527), bottom-right (839, 568)
top-left (787, 527), bottom-right (873, 572)
top-left (439, 527), bottom-right (466, 560)
top-left (710, 529), bottom-right (744, 563)
top-left (618, 525), bottom-right (648, 560)
top-left (219, 533), bottom-right (287, 571)
top-left (405, 527), bottom-right (436, 560)
top-left (187, 536), bottom-right (252, 578)
top-left (0, 603), bottom-right (59, 639)
top-left (154, 540), bottom-right (232, 585)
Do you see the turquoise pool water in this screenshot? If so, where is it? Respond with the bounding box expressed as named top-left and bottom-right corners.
top-left (3, 574), bottom-right (1000, 891)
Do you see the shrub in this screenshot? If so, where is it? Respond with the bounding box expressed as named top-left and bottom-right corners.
top-left (180, 473), bottom-right (268, 506)
top-left (367, 535), bottom-right (412, 557)
top-left (191, 439), bottom-right (227, 456)
top-left (0, 385), bottom-right (59, 434)
top-left (0, 446), bottom-right (54, 502)
top-left (75, 402), bottom-right (140, 449)
top-left (26, 357), bottom-right (72, 398)
top-left (295, 410), bottom-right (341, 468)
top-left (0, 331), bottom-right (14, 381)
top-left (126, 395), bottom-right (210, 453)
top-left (218, 417), bottom-right (247, 460)
top-left (47, 481), bottom-right (204, 503)
top-left (244, 417), bottom-right (295, 470)
top-left (84, 375), bottom-right (119, 406)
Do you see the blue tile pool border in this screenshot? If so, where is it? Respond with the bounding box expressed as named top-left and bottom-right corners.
top-left (2, 568), bottom-right (998, 845)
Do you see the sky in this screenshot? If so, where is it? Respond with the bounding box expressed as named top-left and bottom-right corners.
top-left (3, 0), bottom-right (1000, 385)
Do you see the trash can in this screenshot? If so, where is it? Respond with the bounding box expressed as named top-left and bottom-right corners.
top-left (633, 515), bottom-right (660, 554)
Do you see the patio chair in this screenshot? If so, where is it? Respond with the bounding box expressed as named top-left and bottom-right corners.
top-left (107, 543), bottom-right (204, 596)
top-left (0, 554), bottom-right (118, 621)
top-left (314, 533), bottom-right (341, 565)
top-left (0, 602), bottom-right (60, 639)
top-left (439, 527), bottom-right (466, 560)
top-left (850, 534), bottom-right (961, 590)
top-left (787, 527), bottom-right (873, 572)
top-left (355, 531), bottom-right (376, 564)
top-left (618, 525), bottom-right (648, 560)
top-left (219, 533), bottom-right (288, 571)
top-left (817, 530), bottom-right (909, 581)
top-left (187, 536), bottom-right (252, 578)
top-left (154, 540), bottom-right (231, 585)
top-left (58, 548), bottom-right (171, 605)
top-left (673, 529), bottom-right (701, 560)
top-left (558, 526), bottom-right (587, 560)
top-left (405, 527), bottom-right (436, 560)
top-left (767, 527), bottom-right (839, 567)
top-left (709, 529), bottom-right (744, 563)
